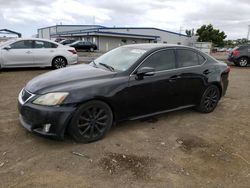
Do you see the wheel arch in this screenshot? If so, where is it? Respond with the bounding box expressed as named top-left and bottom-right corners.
top-left (62, 97), bottom-right (116, 139)
top-left (209, 82), bottom-right (222, 99)
top-left (52, 56), bottom-right (68, 66)
top-left (83, 98), bottom-right (115, 120)
top-left (237, 56), bottom-right (249, 62)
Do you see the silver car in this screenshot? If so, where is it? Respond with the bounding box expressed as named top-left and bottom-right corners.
top-left (0, 38), bottom-right (78, 69)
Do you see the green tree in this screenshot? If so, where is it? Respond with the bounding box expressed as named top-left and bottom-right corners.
top-left (196, 24), bottom-right (227, 47)
top-left (235, 38), bottom-right (249, 45)
top-left (224, 40), bottom-right (234, 47)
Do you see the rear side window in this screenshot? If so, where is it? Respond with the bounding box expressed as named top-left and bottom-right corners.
top-left (238, 45), bottom-right (250, 50)
top-left (177, 49), bottom-right (204, 68)
top-left (197, 53), bottom-right (206, 64)
top-left (140, 49), bottom-right (176, 71)
top-left (10, 40), bottom-right (33, 49)
top-left (34, 41), bottom-right (58, 48)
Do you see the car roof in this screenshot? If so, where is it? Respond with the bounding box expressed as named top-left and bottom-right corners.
top-left (13, 38), bottom-right (59, 44)
top-left (123, 43), bottom-right (187, 50)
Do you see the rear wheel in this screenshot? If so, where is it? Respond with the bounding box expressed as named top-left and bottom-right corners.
top-left (196, 85), bottom-right (220, 113)
top-left (90, 47), bottom-right (94, 52)
top-left (68, 100), bottom-right (113, 143)
top-left (238, 57), bottom-right (248, 67)
top-left (52, 57), bottom-right (67, 69)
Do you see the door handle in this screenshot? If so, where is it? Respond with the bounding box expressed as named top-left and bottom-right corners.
top-left (203, 69), bottom-right (211, 75)
top-left (169, 75), bottom-right (181, 82)
top-left (26, 51), bottom-right (32, 54)
top-left (50, 50), bottom-right (55, 52)
top-left (170, 75), bottom-right (181, 80)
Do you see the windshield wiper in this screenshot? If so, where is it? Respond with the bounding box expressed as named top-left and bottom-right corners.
top-left (91, 60), bottom-right (97, 67)
top-left (99, 63), bottom-right (115, 72)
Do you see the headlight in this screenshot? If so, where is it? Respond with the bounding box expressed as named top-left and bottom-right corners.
top-left (32, 92), bottom-right (69, 106)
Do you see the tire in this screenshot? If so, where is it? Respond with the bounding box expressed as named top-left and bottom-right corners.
top-left (68, 100), bottom-right (113, 143)
top-left (90, 47), bottom-right (94, 52)
top-left (196, 85), bottom-right (220, 113)
top-left (52, 57), bottom-right (67, 69)
top-left (237, 57), bottom-right (248, 67)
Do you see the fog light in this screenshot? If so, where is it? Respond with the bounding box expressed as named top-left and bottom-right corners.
top-left (43, 124), bottom-right (51, 133)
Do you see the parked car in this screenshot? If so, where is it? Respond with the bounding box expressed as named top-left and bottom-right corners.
top-left (60, 39), bottom-right (77, 45)
top-left (0, 38), bottom-right (78, 69)
top-left (55, 38), bottom-right (64, 43)
top-left (68, 41), bottom-right (97, 52)
top-left (226, 48), bottom-right (232, 52)
top-left (228, 45), bottom-right (250, 67)
top-left (18, 44), bottom-right (230, 143)
top-left (217, 48), bottom-right (226, 52)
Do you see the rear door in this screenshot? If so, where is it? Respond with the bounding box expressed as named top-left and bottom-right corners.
top-left (176, 48), bottom-right (207, 106)
top-left (76, 42), bottom-right (84, 50)
top-left (33, 40), bottom-right (58, 66)
top-left (81, 42), bottom-right (89, 50)
top-left (85, 42), bottom-right (92, 50)
top-left (126, 49), bottom-right (182, 118)
top-left (2, 40), bottom-right (34, 67)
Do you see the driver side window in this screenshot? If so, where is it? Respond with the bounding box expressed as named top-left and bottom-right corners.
top-left (10, 40), bottom-right (33, 49)
top-left (139, 49), bottom-right (176, 71)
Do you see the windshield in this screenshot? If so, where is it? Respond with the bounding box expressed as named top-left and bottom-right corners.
top-left (70, 41), bottom-right (80, 45)
top-left (93, 47), bottom-right (147, 71)
top-left (0, 39), bottom-right (16, 47)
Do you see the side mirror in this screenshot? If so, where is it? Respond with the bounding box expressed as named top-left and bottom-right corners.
top-left (3, 46), bottom-right (11, 50)
top-left (136, 67), bottom-right (155, 77)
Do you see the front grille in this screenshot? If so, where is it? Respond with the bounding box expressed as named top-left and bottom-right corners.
top-left (22, 89), bottom-right (32, 102)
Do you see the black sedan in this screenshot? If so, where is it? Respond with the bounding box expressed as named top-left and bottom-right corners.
top-left (68, 41), bottom-right (97, 52)
top-left (18, 44), bottom-right (230, 143)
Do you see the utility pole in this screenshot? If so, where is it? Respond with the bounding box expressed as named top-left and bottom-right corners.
top-left (247, 25), bottom-right (250, 41)
top-left (179, 26), bottom-right (184, 36)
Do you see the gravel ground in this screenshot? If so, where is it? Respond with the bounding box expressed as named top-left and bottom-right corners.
top-left (77, 51), bottom-right (103, 63)
top-left (0, 65), bottom-right (249, 188)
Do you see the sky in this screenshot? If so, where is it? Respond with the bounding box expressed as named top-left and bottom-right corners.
top-left (1, 0), bottom-right (250, 39)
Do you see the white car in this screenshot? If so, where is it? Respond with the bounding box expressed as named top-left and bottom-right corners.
top-left (0, 38), bottom-right (78, 69)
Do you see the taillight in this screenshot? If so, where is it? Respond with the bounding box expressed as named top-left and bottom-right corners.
top-left (232, 50), bottom-right (238, 56)
top-left (68, 49), bottom-right (77, 54)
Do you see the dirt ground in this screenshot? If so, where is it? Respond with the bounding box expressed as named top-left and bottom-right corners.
top-left (0, 65), bottom-right (249, 188)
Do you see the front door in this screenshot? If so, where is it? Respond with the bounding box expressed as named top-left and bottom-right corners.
top-left (2, 40), bottom-right (34, 67)
top-left (175, 48), bottom-right (208, 106)
top-left (125, 49), bottom-right (182, 118)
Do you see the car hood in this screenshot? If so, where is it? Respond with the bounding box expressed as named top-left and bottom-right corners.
top-left (25, 64), bottom-right (116, 94)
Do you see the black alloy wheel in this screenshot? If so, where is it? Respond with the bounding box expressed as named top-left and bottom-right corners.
top-left (68, 100), bottom-right (113, 143)
top-left (52, 57), bottom-right (67, 69)
top-left (197, 85), bottom-right (220, 113)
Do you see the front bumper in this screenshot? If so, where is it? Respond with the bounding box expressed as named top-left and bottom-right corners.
top-left (227, 56), bottom-right (237, 64)
top-left (67, 54), bottom-right (78, 65)
top-left (18, 101), bottom-right (76, 140)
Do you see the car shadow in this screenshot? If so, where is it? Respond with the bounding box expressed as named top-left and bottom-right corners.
top-left (107, 108), bottom-right (196, 137)
top-left (0, 67), bottom-right (52, 73)
top-left (229, 64), bottom-right (250, 69)
top-left (25, 108), bottom-right (195, 146)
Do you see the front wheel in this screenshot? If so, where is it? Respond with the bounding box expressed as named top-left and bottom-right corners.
top-left (196, 85), bottom-right (220, 113)
top-left (68, 100), bottom-right (113, 143)
top-left (52, 57), bottom-right (67, 69)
